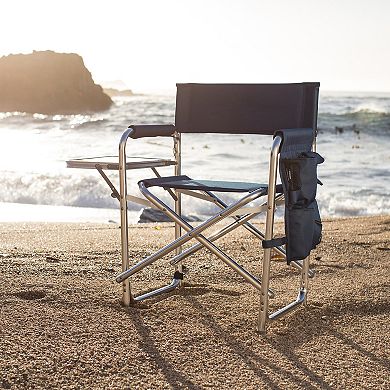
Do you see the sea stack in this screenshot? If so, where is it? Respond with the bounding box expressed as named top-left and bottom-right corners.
top-left (0, 50), bottom-right (112, 114)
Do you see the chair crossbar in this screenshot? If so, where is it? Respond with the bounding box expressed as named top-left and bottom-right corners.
top-left (175, 189), bottom-right (219, 203)
top-left (170, 188), bottom-right (314, 277)
top-left (116, 184), bottom-right (266, 282)
top-left (125, 194), bottom-right (158, 209)
top-left (170, 210), bottom-right (261, 265)
top-left (117, 183), bottom-right (275, 297)
top-left (170, 195), bottom-right (277, 262)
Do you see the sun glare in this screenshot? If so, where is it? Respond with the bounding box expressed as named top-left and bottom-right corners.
top-left (1, 0), bottom-right (390, 92)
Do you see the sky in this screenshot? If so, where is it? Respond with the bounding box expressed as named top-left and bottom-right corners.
top-left (1, 0), bottom-right (390, 93)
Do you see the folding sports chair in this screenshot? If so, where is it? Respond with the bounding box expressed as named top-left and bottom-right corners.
top-left (116, 83), bottom-right (323, 333)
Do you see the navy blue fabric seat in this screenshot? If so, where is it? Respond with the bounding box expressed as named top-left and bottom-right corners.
top-left (142, 175), bottom-right (274, 193)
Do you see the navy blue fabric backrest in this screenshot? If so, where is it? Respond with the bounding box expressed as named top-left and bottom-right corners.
top-left (175, 83), bottom-right (320, 135)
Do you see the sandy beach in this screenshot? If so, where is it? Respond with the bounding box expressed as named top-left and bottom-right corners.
top-left (0, 215), bottom-right (389, 389)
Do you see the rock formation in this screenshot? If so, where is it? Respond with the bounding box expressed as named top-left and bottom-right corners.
top-left (0, 50), bottom-right (112, 114)
top-left (138, 208), bottom-right (201, 223)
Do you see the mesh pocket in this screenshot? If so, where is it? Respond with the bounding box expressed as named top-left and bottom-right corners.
top-left (280, 152), bottom-right (321, 207)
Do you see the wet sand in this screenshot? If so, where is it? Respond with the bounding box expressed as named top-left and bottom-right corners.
top-left (0, 216), bottom-right (389, 389)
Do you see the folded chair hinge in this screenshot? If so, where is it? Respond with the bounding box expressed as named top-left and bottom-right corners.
top-left (262, 237), bottom-right (287, 249)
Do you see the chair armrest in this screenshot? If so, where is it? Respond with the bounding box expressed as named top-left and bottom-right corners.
top-left (128, 124), bottom-right (176, 139)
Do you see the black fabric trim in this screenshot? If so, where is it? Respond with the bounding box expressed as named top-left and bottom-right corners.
top-left (262, 237), bottom-right (287, 249)
top-left (275, 184), bottom-right (284, 194)
top-left (173, 271), bottom-right (184, 280)
top-left (129, 124), bottom-right (176, 139)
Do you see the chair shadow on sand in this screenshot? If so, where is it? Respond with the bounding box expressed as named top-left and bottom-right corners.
top-left (128, 308), bottom-right (204, 390)
top-left (125, 290), bottom-right (389, 389)
top-left (184, 296), bottom-right (333, 390)
top-left (280, 299), bottom-right (390, 367)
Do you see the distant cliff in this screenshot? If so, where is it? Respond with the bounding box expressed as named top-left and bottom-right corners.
top-left (0, 51), bottom-right (113, 114)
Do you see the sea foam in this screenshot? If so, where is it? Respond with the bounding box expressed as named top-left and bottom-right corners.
top-left (0, 92), bottom-right (389, 222)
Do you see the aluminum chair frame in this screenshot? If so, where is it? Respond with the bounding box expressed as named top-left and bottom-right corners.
top-left (118, 130), bottom-right (277, 298)
top-left (116, 83), bottom-right (320, 333)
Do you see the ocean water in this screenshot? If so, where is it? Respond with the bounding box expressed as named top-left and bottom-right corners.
top-left (0, 91), bottom-right (389, 223)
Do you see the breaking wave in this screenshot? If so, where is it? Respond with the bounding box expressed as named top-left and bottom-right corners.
top-left (0, 91), bottom-right (389, 222)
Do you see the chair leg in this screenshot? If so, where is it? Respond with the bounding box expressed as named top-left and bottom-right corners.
top-left (174, 192), bottom-right (183, 284)
top-left (265, 259), bottom-right (309, 323)
top-left (259, 246), bottom-right (272, 333)
top-left (119, 128), bottom-right (134, 306)
top-left (300, 255), bottom-right (310, 306)
top-left (174, 132), bottom-right (183, 283)
top-left (258, 135), bottom-right (282, 333)
top-left (133, 270), bottom-right (183, 302)
top-left (258, 137), bottom-right (314, 331)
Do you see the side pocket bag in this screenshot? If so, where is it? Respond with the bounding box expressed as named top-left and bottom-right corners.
top-left (279, 152), bottom-right (324, 264)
